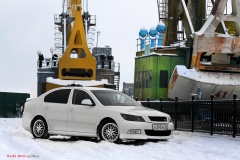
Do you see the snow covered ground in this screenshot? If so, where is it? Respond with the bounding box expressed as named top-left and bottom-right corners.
top-left (0, 118), bottom-right (239, 160)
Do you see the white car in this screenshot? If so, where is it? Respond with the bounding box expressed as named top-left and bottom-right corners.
top-left (22, 87), bottom-right (174, 143)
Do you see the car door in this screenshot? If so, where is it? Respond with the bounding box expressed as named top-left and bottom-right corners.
top-left (42, 89), bottom-right (71, 131)
top-left (68, 89), bottom-right (98, 134)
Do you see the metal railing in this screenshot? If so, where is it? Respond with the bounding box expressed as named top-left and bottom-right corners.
top-left (136, 34), bottom-right (185, 52)
top-left (37, 59), bottom-right (58, 69)
top-left (138, 95), bottom-right (240, 138)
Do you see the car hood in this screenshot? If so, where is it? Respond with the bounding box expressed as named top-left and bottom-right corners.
top-left (106, 106), bottom-right (169, 117)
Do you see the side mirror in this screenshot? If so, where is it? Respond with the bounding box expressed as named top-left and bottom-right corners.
top-left (81, 99), bottom-right (94, 106)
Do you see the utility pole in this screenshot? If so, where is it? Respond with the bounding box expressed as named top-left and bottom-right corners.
top-left (96, 31), bottom-right (101, 47)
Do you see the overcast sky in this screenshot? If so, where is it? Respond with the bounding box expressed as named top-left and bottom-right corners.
top-left (0, 0), bottom-right (158, 98)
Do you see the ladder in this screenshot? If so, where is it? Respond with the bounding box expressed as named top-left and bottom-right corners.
top-left (114, 74), bottom-right (120, 90)
top-left (54, 14), bottom-right (63, 55)
top-left (87, 27), bottom-right (96, 50)
top-left (86, 14), bottom-right (96, 50)
top-left (113, 62), bottom-right (120, 90)
top-left (53, 0), bottom-right (68, 56)
top-left (157, 0), bottom-right (168, 24)
top-left (157, 0), bottom-right (168, 45)
top-left (62, 0), bottom-right (68, 14)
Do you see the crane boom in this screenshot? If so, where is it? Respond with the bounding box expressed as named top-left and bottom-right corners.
top-left (58, 0), bottom-right (96, 80)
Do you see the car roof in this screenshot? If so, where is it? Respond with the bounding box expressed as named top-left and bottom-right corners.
top-left (58, 86), bottom-right (114, 91)
top-left (39, 87), bottom-right (117, 98)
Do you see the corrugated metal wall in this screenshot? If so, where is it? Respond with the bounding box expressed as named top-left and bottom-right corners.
top-left (134, 54), bottom-right (186, 100)
top-left (0, 92), bottom-right (30, 118)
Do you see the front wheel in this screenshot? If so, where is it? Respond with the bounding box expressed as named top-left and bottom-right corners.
top-left (100, 121), bottom-right (120, 143)
top-left (32, 118), bottom-right (50, 139)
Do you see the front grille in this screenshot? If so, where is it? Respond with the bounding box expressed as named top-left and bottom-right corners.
top-left (145, 130), bottom-right (171, 136)
top-left (148, 116), bottom-right (167, 122)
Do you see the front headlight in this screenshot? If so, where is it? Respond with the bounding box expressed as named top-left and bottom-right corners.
top-left (121, 114), bottom-right (145, 122)
top-left (168, 116), bottom-right (172, 122)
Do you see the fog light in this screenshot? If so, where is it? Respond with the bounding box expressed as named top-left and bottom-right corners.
top-left (127, 129), bottom-right (141, 134)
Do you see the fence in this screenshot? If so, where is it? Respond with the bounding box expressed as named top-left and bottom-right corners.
top-left (139, 95), bottom-right (240, 138)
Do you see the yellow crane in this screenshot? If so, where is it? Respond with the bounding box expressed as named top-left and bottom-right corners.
top-left (37, 0), bottom-right (118, 96)
top-left (58, 0), bottom-right (96, 80)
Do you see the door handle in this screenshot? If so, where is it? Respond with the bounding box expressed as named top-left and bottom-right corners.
top-left (69, 108), bottom-right (74, 112)
top-left (44, 106), bottom-right (49, 110)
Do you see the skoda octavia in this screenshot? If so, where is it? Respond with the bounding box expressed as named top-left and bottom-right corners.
top-left (22, 87), bottom-right (174, 142)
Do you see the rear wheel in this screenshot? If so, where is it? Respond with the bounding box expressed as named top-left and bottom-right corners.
top-left (99, 120), bottom-right (120, 143)
top-left (32, 118), bottom-right (50, 139)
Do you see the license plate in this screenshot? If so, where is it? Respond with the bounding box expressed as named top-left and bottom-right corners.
top-left (152, 124), bottom-right (168, 131)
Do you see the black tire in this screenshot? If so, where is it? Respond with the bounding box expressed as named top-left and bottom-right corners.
top-left (99, 120), bottom-right (120, 143)
top-left (32, 118), bottom-right (50, 139)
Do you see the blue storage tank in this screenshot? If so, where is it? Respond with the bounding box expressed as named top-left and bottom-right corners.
top-left (139, 27), bottom-right (148, 50)
top-left (149, 27), bottom-right (158, 37)
top-left (156, 21), bottom-right (166, 46)
top-left (156, 21), bottom-right (166, 33)
top-left (149, 27), bottom-right (157, 48)
top-left (139, 27), bottom-right (148, 38)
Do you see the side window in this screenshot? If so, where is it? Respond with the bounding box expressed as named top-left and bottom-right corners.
top-left (139, 72), bottom-right (142, 88)
top-left (135, 72), bottom-right (138, 89)
top-left (149, 70), bottom-right (152, 88)
top-left (44, 89), bottom-right (71, 104)
top-left (72, 90), bottom-right (94, 105)
top-left (160, 70), bottom-right (168, 88)
top-left (142, 71), bottom-right (145, 88)
top-left (146, 71), bottom-right (149, 88)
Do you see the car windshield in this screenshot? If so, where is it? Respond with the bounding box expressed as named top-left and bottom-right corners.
top-left (91, 90), bottom-right (140, 106)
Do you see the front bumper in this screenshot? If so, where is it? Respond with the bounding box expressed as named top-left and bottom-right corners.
top-left (117, 120), bottom-right (174, 140)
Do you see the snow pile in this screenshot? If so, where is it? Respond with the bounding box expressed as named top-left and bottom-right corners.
top-left (0, 118), bottom-right (239, 160)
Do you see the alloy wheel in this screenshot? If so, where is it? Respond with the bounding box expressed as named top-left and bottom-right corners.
top-left (33, 119), bottom-right (45, 138)
top-left (101, 122), bottom-right (119, 142)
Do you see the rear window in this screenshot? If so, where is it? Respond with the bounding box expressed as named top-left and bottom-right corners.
top-left (44, 89), bottom-right (71, 104)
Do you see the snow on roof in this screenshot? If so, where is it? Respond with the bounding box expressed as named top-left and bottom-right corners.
top-left (140, 27), bottom-right (147, 30)
top-left (158, 21), bottom-right (165, 26)
top-left (176, 65), bottom-right (240, 85)
top-left (136, 52), bottom-right (178, 59)
top-left (150, 26), bottom-right (156, 30)
top-left (46, 77), bottom-right (109, 86)
top-left (216, 34), bottom-right (234, 38)
top-left (170, 41), bottom-right (187, 48)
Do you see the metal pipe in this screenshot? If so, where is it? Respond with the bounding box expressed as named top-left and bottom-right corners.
top-left (96, 31), bottom-right (100, 47)
top-left (233, 94), bottom-right (237, 138)
top-left (191, 95), bottom-right (195, 132)
top-left (67, 0), bottom-right (70, 14)
top-left (82, 0), bottom-right (84, 13)
top-left (221, 21), bottom-right (228, 35)
top-left (210, 94), bottom-right (214, 135)
top-left (175, 97), bottom-right (178, 130)
top-left (86, 0), bottom-right (88, 12)
top-left (84, 0), bottom-right (88, 41)
top-left (63, 17), bottom-right (67, 51)
top-left (181, 0), bottom-right (195, 34)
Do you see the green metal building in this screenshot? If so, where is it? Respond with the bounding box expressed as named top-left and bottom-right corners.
top-left (0, 92), bottom-right (30, 118)
top-left (134, 47), bottom-right (190, 100)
